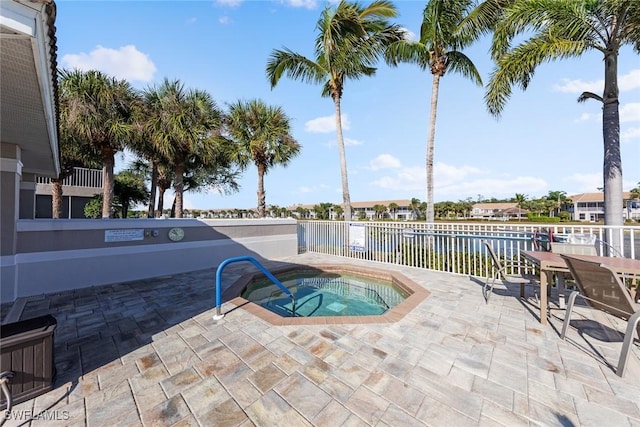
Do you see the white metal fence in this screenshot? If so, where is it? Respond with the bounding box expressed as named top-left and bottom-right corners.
top-left (297, 221), bottom-right (640, 277)
top-left (37, 167), bottom-right (103, 188)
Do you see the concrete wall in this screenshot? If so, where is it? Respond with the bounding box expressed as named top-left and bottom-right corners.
top-left (1, 218), bottom-right (298, 303)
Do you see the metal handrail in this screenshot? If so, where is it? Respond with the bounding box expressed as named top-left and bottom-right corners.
top-left (214, 256), bottom-right (295, 320)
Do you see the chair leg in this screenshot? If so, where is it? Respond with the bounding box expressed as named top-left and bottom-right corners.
top-left (616, 310), bottom-right (640, 377)
top-left (561, 291), bottom-right (579, 340)
top-left (484, 276), bottom-right (494, 303)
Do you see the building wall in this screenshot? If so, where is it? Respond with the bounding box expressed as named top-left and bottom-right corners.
top-left (1, 218), bottom-right (298, 303)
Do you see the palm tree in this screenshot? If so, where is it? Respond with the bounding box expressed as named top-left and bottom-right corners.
top-left (373, 204), bottom-right (387, 220)
top-left (631, 182), bottom-right (640, 200)
top-left (142, 79), bottom-right (225, 218)
top-left (547, 190), bottom-right (568, 217)
top-left (409, 197), bottom-right (422, 220)
top-left (482, 0), bottom-right (640, 247)
top-left (114, 169), bottom-right (149, 219)
top-left (515, 193), bottom-right (527, 222)
top-left (388, 202), bottom-right (398, 220)
top-left (385, 0), bottom-right (482, 224)
top-left (266, 0), bottom-right (404, 221)
top-left (58, 69), bottom-right (137, 218)
top-left (226, 99), bottom-right (301, 218)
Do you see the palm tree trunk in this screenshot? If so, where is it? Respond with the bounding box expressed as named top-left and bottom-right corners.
top-left (157, 187), bottom-right (165, 217)
top-left (602, 50), bottom-right (623, 251)
top-left (334, 97), bottom-right (352, 222)
top-left (101, 147), bottom-right (115, 219)
top-left (257, 163), bottom-right (267, 218)
top-left (51, 179), bottom-right (63, 219)
top-left (122, 200), bottom-right (129, 219)
top-left (426, 73), bottom-right (441, 225)
top-left (174, 157), bottom-right (185, 218)
top-left (147, 159), bottom-right (158, 218)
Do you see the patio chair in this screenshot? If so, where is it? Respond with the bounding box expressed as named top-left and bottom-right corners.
top-left (482, 240), bottom-right (539, 303)
top-left (560, 254), bottom-right (640, 377)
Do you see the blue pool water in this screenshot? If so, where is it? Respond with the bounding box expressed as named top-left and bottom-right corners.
top-left (241, 272), bottom-right (408, 317)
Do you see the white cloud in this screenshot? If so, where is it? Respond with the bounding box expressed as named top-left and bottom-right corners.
top-left (620, 102), bottom-right (640, 122)
top-left (435, 163), bottom-right (484, 187)
top-left (619, 69), bottom-right (640, 91)
top-left (305, 114), bottom-right (351, 133)
top-left (553, 77), bottom-right (601, 94)
top-left (566, 173), bottom-right (602, 193)
top-left (400, 27), bottom-right (416, 41)
top-left (323, 137), bottom-right (362, 148)
top-left (216, 0), bottom-right (243, 7)
top-left (219, 16), bottom-right (231, 24)
top-left (279, 0), bottom-right (318, 9)
top-left (61, 45), bottom-right (156, 83)
top-left (437, 176), bottom-right (548, 199)
top-left (554, 69), bottom-right (640, 94)
top-left (368, 154), bottom-right (402, 171)
top-left (297, 183), bottom-right (329, 194)
top-left (574, 112), bottom-right (597, 123)
top-left (621, 126), bottom-right (640, 142)
top-left (370, 162), bottom-right (547, 200)
top-left (371, 166), bottom-right (425, 191)
top-left (344, 137), bottom-right (362, 146)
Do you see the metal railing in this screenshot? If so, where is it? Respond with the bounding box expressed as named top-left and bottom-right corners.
top-left (297, 221), bottom-right (640, 277)
top-left (37, 167), bottom-right (103, 188)
top-left (214, 256), bottom-right (295, 319)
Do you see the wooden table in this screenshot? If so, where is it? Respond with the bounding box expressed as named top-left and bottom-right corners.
top-left (520, 251), bottom-right (640, 324)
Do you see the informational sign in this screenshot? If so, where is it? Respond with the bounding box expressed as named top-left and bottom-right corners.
top-left (348, 223), bottom-right (366, 252)
top-left (104, 229), bottom-right (144, 243)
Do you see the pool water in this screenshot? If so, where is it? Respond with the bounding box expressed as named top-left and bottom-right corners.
top-left (241, 272), bottom-right (409, 317)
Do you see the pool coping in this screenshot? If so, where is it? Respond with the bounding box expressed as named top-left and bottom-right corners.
top-left (221, 263), bottom-right (430, 325)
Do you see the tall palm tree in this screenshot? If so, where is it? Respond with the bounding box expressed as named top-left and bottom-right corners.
top-left (385, 0), bottom-right (482, 224)
top-left (482, 0), bottom-right (640, 247)
top-left (142, 79), bottom-right (225, 218)
top-left (58, 69), bottom-right (137, 218)
top-left (266, 0), bottom-right (404, 221)
top-left (226, 99), bottom-right (301, 218)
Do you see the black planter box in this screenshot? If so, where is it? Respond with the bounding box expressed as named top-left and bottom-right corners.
top-left (0, 315), bottom-right (57, 409)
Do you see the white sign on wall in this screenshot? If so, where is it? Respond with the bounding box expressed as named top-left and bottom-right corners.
top-left (105, 229), bottom-right (144, 243)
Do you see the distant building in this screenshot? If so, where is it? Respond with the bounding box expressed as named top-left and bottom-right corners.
top-left (288, 200), bottom-right (418, 221)
top-left (569, 192), bottom-right (639, 222)
top-left (471, 203), bottom-right (527, 219)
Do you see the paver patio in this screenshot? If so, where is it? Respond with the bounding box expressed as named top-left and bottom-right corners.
top-left (1, 253), bottom-right (639, 426)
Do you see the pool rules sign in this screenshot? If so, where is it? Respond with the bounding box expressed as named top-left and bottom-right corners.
top-left (349, 223), bottom-right (366, 252)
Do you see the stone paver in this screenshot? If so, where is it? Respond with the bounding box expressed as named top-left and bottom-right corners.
top-left (1, 253), bottom-right (639, 426)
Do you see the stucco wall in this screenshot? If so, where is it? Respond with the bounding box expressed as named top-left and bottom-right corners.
top-left (1, 218), bottom-right (298, 303)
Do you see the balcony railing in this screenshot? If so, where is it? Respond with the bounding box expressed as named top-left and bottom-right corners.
top-left (297, 221), bottom-right (640, 277)
top-left (37, 167), bottom-right (103, 188)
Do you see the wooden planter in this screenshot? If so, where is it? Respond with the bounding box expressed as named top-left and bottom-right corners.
top-left (0, 315), bottom-right (56, 409)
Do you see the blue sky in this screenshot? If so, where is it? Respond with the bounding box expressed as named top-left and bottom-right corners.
top-left (55, 0), bottom-right (640, 211)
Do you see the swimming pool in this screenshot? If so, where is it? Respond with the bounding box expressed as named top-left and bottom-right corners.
top-left (242, 272), bottom-right (408, 317)
top-left (226, 264), bottom-right (430, 325)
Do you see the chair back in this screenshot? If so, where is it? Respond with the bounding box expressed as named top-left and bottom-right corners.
top-left (551, 242), bottom-right (597, 256)
top-left (566, 233), bottom-right (597, 245)
top-left (483, 240), bottom-right (503, 278)
top-left (561, 255), bottom-right (638, 326)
